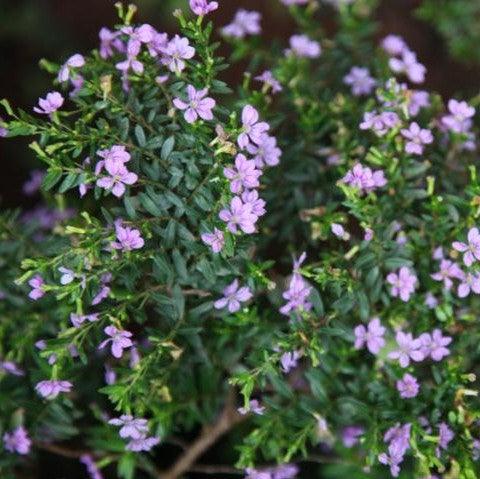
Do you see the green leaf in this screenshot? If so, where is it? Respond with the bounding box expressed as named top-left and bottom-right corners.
top-left (161, 136), bottom-right (175, 160)
top-left (134, 124), bottom-right (146, 147)
top-left (42, 168), bottom-right (63, 191)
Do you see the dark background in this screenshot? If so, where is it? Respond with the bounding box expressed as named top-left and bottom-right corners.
top-left (1, 0), bottom-right (479, 477)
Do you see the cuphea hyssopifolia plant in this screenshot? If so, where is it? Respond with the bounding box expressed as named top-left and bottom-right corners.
top-left (2, 1), bottom-right (480, 478)
top-left (0, 3), bottom-right (279, 478)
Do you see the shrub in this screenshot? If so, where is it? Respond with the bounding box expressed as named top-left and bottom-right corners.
top-left (1, 1), bottom-right (480, 478)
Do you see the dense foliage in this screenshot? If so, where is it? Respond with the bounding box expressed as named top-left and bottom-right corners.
top-left (1, 1), bottom-right (480, 478)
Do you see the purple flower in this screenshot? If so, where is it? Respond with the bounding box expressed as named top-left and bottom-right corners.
top-left (452, 227), bottom-right (480, 267)
top-left (457, 272), bottom-right (480, 298)
top-left (99, 27), bottom-right (124, 59)
top-left (201, 228), bottom-right (225, 253)
top-left (35, 379), bottom-right (73, 399)
top-left (58, 266), bottom-right (75, 285)
top-left (364, 228), bottom-right (374, 241)
top-left (360, 110), bottom-right (400, 136)
top-left (436, 423), bottom-right (454, 457)
top-left (281, 0), bottom-right (308, 4)
top-left (173, 85), bottom-right (216, 123)
top-left (189, 0), bottom-right (218, 16)
top-left (382, 35), bottom-right (407, 56)
top-left (247, 134), bottom-right (281, 168)
top-left (23, 170), bottom-right (45, 196)
top-left (331, 223), bottom-right (349, 240)
top-left (384, 423), bottom-right (411, 452)
top-left (70, 313), bottom-right (99, 328)
top-left (99, 326), bottom-right (133, 359)
top-left (34, 91), bottom-right (64, 117)
top-left (425, 292), bottom-right (438, 309)
top-left (430, 259), bottom-right (464, 290)
top-left (379, 441), bottom-right (406, 477)
top-left (238, 399), bottom-right (265, 415)
top-left (238, 105), bottom-right (270, 149)
top-left (126, 436), bottom-right (160, 452)
top-left (0, 360), bottom-right (25, 376)
top-left (286, 34), bottom-right (321, 58)
top-left (97, 145), bottom-right (131, 165)
top-left (222, 10), bottom-right (261, 38)
top-left (147, 32), bottom-right (169, 57)
top-left (388, 331), bottom-right (424, 367)
top-left (224, 154), bottom-right (262, 193)
top-left (105, 365), bottom-right (116, 385)
top-left (389, 50), bottom-right (426, 84)
top-left (342, 426), bottom-right (365, 448)
top-left (96, 157), bottom-right (137, 198)
top-left (92, 274), bottom-right (112, 306)
top-left (108, 415), bottom-right (149, 439)
top-left (28, 275), bottom-right (45, 300)
top-left (342, 163), bottom-right (387, 194)
top-left (419, 330), bottom-right (452, 361)
top-left (242, 190), bottom-right (266, 217)
top-left (58, 54), bottom-right (85, 82)
top-left (441, 99), bottom-right (475, 134)
top-left (343, 67), bottom-right (376, 96)
top-left (280, 253), bottom-right (312, 316)
top-left (255, 70), bottom-right (282, 94)
top-left (386, 267), bottom-right (417, 302)
top-left (111, 221), bottom-right (144, 252)
top-left (161, 35), bottom-right (195, 73)
top-left (401, 122), bottom-right (433, 155)
top-left (214, 279), bottom-right (253, 313)
top-left (245, 464), bottom-right (299, 479)
top-left (116, 50), bottom-right (144, 76)
top-left (280, 350), bottom-right (301, 373)
top-left (80, 454), bottom-right (104, 479)
top-left (354, 317), bottom-right (386, 355)
top-left (0, 118), bottom-right (7, 137)
top-left (3, 427), bottom-right (31, 455)
top-left (219, 196), bottom-right (258, 234)
top-left (408, 90), bottom-right (430, 116)
top-left (122, 24), bottom-right (155, 54)
top-left (396, 373), bottom-right (419, 398)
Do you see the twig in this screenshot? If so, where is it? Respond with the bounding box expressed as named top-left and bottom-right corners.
top-left (35, 441), bottom-right (89, 459)
top-left (161, 389), bottom-right (244, 479)
top-left (189, 464), bottom-right (243, 475)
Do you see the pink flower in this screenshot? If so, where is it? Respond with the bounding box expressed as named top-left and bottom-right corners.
top-left (286, 34), bottom-right (321, 58)
top-left (201, 228), bottom-right (225, 253)
top-left (388, 331), bottom-right (424, 367)
top-left (430, 259), bottom-right (464, 290)
top-left (452, 227), bottom-right (480, 267)
top-left (389, 50), bottom-right (426, 84)
top-left (34, 91), bottom-right (64, 117)
top-left (238, 105), bottom-right (270, 149)
top-left (3, 427), bottom-right (31, 455)
top-left (111, 221), bottom-right (144, 251)
top-left (160, 35), bottom-right (195, 73)
top-left (343, 66), bottom-right (376, 96)
top-left (99, 326), bottom-right (133, 359)
top-left (28, 275), bottom-right (45, 300)
top-left (441, 99), bottom-right (475, 134)
top-left (58, 54), bottom-right (85, 82)
top-left (173, 85), bottom-right (216, 123)
top-left (189, 0), bottom-right (218, 16)
top-left (219, 196), bottom-right (258, 234)
top-left (400, 122), bottom-right (433, 155)
top-left (224, 154), bottom-right (262, 193)
top-left (96, 158), bottom-right (137, 198)
top-left (386, 267), bottom-right (417, 302)
top-left (457, 272), bottom-right (480, 298)
top-left (354, 317), bottom-right (386, 355)
top-left (382, 35), bottom-right (407, 56)
top-left (419, 330), bottom-right (452, 361)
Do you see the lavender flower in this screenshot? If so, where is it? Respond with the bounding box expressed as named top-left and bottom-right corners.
top-left (3, 427), bottom-right (31, 455)
top-left (386, 267), bottom-right (417, 302)
top-left (80, 454), bottom-right (104, 479)
top-left (99, 27), bottom-right (124, 59)
top-left (441, 99), bottom-right (475, 134)
top-left (389, 50), bottom-right (426, 84)
top-left (99, 326), bottom-right (133, 359)
top-left (436, 423), bottom-right (454, 457)
top-left (35, 379), bottom-right (73, 399)
top-left (108, 415), bottom-right (149, 439)
top-left (360, 110), bottom-right (400, 136)
top-left (396, 373), bottom-right (419, 398)
top-left (419, 330), bottom-right (452, 361)
top-left (222, 10), bottom-right (261, 38)
top-left (173, 85), bottom-right (216, 123)
top-left (105, 365), bottom-right (116, 385)
top-left (281, 0), bottom-right (308, 4)
top-left (452, 227), bottom-right (480, 266)
top-left (0, 360), bottom-right (25, 376)
top-left (201, 228), bottom-right (225, 253)
top-left (255, 70), bottom-right (282, 94)
top-left (379, 441), bottom-right (406, 477)
top-left (238, 105), bottom-right (270, 149)
top-left (224, 154), bottom-right (262, 193)
top-left (28, 275), bottom-right (45, 300)
top-left (354, 317), bottom-right (386, 355)
top-left (214, 279), bottom-right (253, 313)
top-left (388, 331), bottom-right (424, 367)
top-left (382, 35), bottom-right (407, 56)
top-left (280, 350), bottom-right (301, 373)
top-left (70, 313), bottom-right (99, 328)
top-left (408, 90), bottom-right (430, 116)
top-left (189, 0), bottom-right (218, 16)
top-left (343, 67), bottom-right (376, 96)
top-left (331, 223), bottom-right (349, 240)
top-left (457, 272), bottom-right (480, 298)
top-left (111, 221), bottom-right (144, 252)
top-left (342, 163), bottom-right (387, 194)
top-left (58, 54), bottom-right (85, 82)
top-left (430, 259), bottom-right (463, 290)
top-left (246, 134), bottom-right (281, 167)
top-left (219, 196), bottom-right (258, 234)
top-left (96, 157), bottom-right (137, 198)
top-left (242, 190), bottom-right (266, 217)
top-left (22, 170), bottom-right (44, 196)
top-left (34, 91), bottom-right (64, 117)
top-left (115, 48), bottom-right (144, 76)
top-left (280, 256), bottom-right (312, 316)
top-left (342, 426), bottom-right (365, 448)
top-left (425, 292), bottom-right (438, 309)
top-left (160, 35), bottom-right (195, 73)
top-left (401, 122), bottom-right (433, 155)
top-left (238, 399), bottom-right (265, 415)
top-left (286, 34), bottom-right (321, 58)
